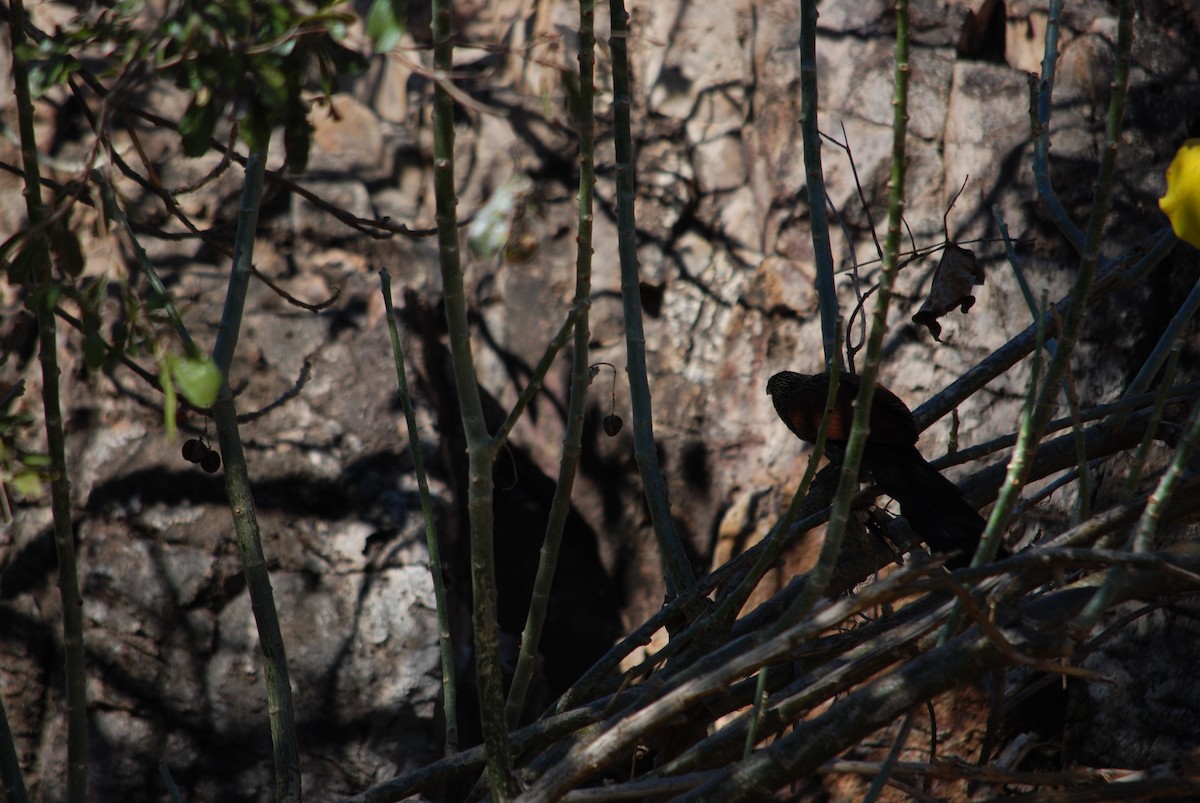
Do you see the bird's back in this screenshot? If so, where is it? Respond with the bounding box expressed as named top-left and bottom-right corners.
top-left (766, 370), bottom-right (918, 447)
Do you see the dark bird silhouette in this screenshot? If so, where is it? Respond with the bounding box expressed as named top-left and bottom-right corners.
top-left (767, 370), bottom-right (989, 567)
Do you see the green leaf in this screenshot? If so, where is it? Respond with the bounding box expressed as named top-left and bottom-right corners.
top-left (23, 49), bottom-right (80, 98)
top-left (10, 468), bottom-right (44, 499)
top-left (19, 452), bottom-right (52, 468)
top-left (254, 60), bottom-right (289, 111)
top-left (51, 220), bottom-right (85, 278)
top-left (27, 283), bottom-right (62, 314)
top-left (283, 88), bottom-right (312, 173)
top-left (169, 354), bottom-right (223, 408)
top-left (241, 107), bottom-right (272, 153)
top-left (366, 0), bottom-right (407, 53)
top-left (83, 329), bottom-right (108, 372)
top-left (145, 284), bottom-right (171, 312)
top-left (179, 96), bottom-right (220, 157)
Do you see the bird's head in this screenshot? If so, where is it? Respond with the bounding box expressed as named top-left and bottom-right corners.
top-left (766, 370), bottom-right (803, 401)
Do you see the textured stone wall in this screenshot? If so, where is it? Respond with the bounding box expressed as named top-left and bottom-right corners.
top-left (1, 0), bottom-right (1199, 799)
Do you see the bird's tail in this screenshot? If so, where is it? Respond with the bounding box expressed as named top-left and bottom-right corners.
top-left (866, 445), bottom-right (989, 567)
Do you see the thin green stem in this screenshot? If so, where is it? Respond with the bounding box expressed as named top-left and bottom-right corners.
top-left (11, 1), bottom-right (85, 799)
top-left (1031, 0), bottom-right (1086, 253)
top-left (609, 0), bottom-right (694, 598)
top-left (32, 111), bottom-right (88, 803)
top-left (379, 269), bottom-right (459, 754)
top-left (993, 203), bottom-right (1059, 359)
top-left (799, 0), bottom-right (840, 367)
top-left (993, 205), bottom-right (1037, 316)
top-left (741, 670), bottom-right (770, 761)
top-left (210, 141), bottom-right (301, 803)
top-left (710, 322), bottom-right (843, 629)
top-left (958, 294), bottom-right (1045, 583)
top-left (95, 170), bottom-right (201, 358)
top-left (211, 149), bottom-right (265, 378)
top-left (980, 0), bottom-right (1136, 551)
top-left (1129, 418), bottom-right (1200, 556)
top-left (1119, 341), bottom-right (1183, 505)
top-left (505, 0), bottom-right (597, 728)
top-left (1121, 276), bottom-right (1200, 403)
top-left (782, 0), bottom-right (910, 625)
top-left (429, 0), bottom-right (512, 795)
top-left (1064, 365), bottom-right (1090, 523)
top-left (487, 304), bottom-right (586, 462)
top-left (1075, 369), bottom-right (1200, 631)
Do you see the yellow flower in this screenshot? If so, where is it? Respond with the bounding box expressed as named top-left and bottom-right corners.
top-left (1160, 139), bottom-right (1200, 248)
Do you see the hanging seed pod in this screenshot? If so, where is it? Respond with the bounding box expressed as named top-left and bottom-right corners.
top-left (182, 438), bottom-right (206, 463)
top-left (200, 449), bottom-right (222, 474)
top-left (602, 414), bottom-right (623, 437)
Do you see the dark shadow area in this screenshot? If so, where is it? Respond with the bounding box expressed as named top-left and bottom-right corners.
top-left (401, 293), bottom-right (625, 752)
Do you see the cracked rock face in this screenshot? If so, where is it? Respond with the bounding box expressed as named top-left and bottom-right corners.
top-left (2, 0), bottom-right (1199, 798)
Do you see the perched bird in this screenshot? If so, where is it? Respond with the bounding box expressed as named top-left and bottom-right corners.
top-left (766, 370), bottom-right (988, 567)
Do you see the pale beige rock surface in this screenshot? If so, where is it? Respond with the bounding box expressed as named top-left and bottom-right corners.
top-left (2, 0), bottom-right (1199, 799)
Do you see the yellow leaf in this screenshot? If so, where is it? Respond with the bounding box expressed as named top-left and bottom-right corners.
top-left (1160, 139), bottom-right (1200, 248)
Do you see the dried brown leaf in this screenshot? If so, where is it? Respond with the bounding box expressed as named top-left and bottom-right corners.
top-left (912, 242), bottom-right (986, 341)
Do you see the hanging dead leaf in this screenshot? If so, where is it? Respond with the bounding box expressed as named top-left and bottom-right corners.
top-left (912, 242), bottom-right (985, 341)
